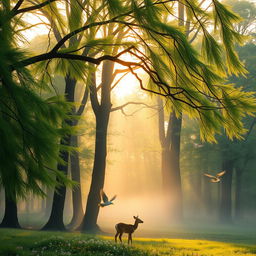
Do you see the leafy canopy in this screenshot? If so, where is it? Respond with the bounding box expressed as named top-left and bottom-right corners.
top-left (1, 0), bottom-right (256, 198)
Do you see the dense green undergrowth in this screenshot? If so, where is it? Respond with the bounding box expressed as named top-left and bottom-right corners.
top-left (0, 228), bottom-right (256, 256)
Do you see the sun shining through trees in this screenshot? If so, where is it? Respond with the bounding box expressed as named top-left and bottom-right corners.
top-left (112, 69), bottom-right (141, 99)
top-left (112, 62), bottom-right (146, 100)
top-left (1, 0), bottom-right (256, 255)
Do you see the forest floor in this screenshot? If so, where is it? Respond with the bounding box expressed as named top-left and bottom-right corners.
top-left (0, 227), bottom-right (256, 256)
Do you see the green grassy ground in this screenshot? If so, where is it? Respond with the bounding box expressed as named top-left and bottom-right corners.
top-left (0, 228), bottom-right (255, 256)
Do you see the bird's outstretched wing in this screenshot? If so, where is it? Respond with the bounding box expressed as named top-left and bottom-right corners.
top-left (204, 173), bottom-right (216, 179)
top-left (217, 171), bottom-right (226, 177)
top-left (110, 195), bottom-right (117, 202)
top-left (100, 189), bottom-right (109, 203)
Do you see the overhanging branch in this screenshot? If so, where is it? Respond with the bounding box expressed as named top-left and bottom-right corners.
top-left (11, 0), bottom-right (58, 17)
top-left (111, 102), bottom-right (157, 112)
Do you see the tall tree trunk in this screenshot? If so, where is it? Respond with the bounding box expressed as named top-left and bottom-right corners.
top-left (220, 159), bottom-right (233, 223)
top-left (42, 76), bottom-right (75, 230)
top-left (157, 97), bottom-right (183, 221)
top-left (162, 148), bottom-right (171, 192)
top-left (80, 111), bottom-right (110, 231)
top-left (168, 112), bottom-right (183, 220)
top-left (67, 134), bottom-right (84, 229)
top-left (80, 61), bottom-right (113, 232)
top-left (42, 157), bottom-right (69, 230)
top-left (235, 168), bottom-right (243, 220)
top-left (0, 193), bottom-right (20, 228)
top-left (162, 2), bottom-right (184, 221)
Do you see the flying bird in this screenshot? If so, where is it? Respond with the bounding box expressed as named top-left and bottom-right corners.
top-left (98, 189), bottom-right (117, 207)
top-left (204, 170), bottom-right (226, 183)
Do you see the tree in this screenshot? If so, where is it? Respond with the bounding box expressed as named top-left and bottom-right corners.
top-left (216, 0), bottom-right (256, 222)
top-left (40, 0), bottom-right (90, 230)
top-left (157, 2), bottom-right (187, 221)
top-left (0, 0), bottom-right (70, 228)
top-left (224, 0), bottom-right (256, 36)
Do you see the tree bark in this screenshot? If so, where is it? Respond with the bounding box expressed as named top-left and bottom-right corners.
top-left (42, 75), bottom-right (75, 230)
top-left (168, 112), bottom-right (183, 220)
top-left (80, 61), bottom-right (114, 232)
top-left (67, 134), bottom-right (84, 229)
top-left (42, 156), bottom-right (69, 230)
top-left (0, 193), bottom-right (20, 228)
top-left (162, 2), bottom-right (184, 221)
top-left (220, 159), bottom-right (233, 223)
top-left (80, 111), bottom-right (110, 231)
top-left (157, 97), bottom-right (183, 221)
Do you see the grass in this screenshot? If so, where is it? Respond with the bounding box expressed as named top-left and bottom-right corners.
top-left (0, 228), bottom-right (256, 256)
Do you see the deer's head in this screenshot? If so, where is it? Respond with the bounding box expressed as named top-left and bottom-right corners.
top-left (133, 215), bottom-right (144, 224)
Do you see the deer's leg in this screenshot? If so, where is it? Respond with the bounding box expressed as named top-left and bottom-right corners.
top-left (115, 232), bottom-right (119, 243)
top-left (128, 234), bottom-right (132, 245)
top-left (119, 233), bottom-right (123, 243)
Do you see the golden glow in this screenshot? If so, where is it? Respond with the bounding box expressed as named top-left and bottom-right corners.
top-left (21, 13), bottom-right (49, 42)
top-left (112, 71), bottom-right (140, 99)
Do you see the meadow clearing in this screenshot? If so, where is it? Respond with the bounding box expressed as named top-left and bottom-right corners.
top-left (1, 225), bottom-right (256, 256)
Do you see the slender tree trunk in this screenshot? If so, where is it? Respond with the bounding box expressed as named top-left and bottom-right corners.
top-left (81, 61), bottom-right (113, 232)
top-left (162, 148), bottom-right (171, 192)
top-left (42, 158), bottom-right (69, 230)
top-left (235, 168), bottom-right (243, 220)
top-left (42, 76), bottom-right (75, 230)
top-left (67, 135), bottom-right (84, 229)
top-left (220, 159), bottom-right (233, 223)
top-left (161, 2), bottom-right (184, 221)
top-left (160, 115), bottom-right (183, 221)
top-left (168, 112), bottom-right (183, 220)
top-left (81, 109), bottom-right (110, 231)
top-left (0, 193), bottom-right (20, 228)
top-left (157, 97), bottom-right (183, 221)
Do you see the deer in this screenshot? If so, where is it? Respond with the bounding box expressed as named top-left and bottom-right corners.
top-left (115, 216), bottom-right (144, 245)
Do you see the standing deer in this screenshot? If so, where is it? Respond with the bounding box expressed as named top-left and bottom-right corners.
top-left (115, 216), bottom-right (144, 245)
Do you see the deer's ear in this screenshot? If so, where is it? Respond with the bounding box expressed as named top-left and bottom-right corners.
top-left (133, 216), bottom-right (136, 219)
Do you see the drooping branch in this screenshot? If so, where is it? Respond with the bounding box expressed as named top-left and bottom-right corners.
top-left (11, 0), bottom-right (58, 17)
top-left (111, 101), bottom-right (157, 117)
top-left (14, 45), bottom-right (229, 111)
top-left (111, 102), bottom-right (157, 112)
top-left (11, 0), bottom-right (25, 12)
